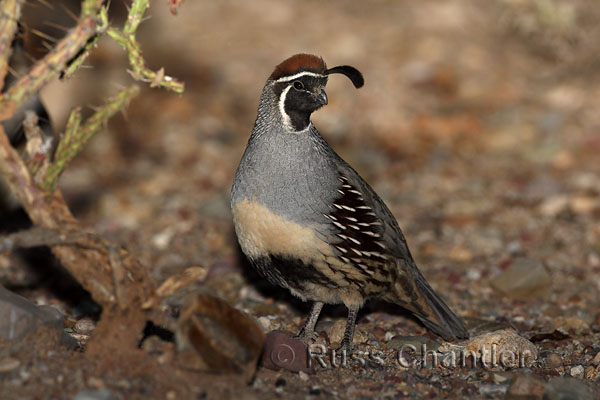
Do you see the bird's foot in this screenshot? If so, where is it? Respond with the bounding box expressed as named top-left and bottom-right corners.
top-left (336, 338), bottom-right (354, 354)
top-left (294, 327), bottom-right (319, 343)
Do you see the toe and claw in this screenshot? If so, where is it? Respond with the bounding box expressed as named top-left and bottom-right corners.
top-left (294, 301), bottom-right (323, 343)
top-left (295, 302), bottom-right (358, 353)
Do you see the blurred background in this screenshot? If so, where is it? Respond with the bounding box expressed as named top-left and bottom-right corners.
top-left (1, 0), bottom-right (600, 397)
top-left (3, 0), bottom-right (600, 367)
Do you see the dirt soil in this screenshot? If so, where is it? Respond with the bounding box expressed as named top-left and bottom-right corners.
top-left (1, 0), bottom-right (600, 399)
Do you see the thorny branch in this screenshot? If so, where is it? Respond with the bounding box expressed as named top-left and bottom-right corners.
top-left (0, 0), bottom-right (24, 90)
top-left (0, 226), bottom-right (110, 252)
top-left (107, 0), bottom-right (184, 93)
top-left (0, 0), bottom-right (184, 320)
top-left (42, 85), bottom-right (140, 192)
top-left (0, 0), bottom-right (105, 122)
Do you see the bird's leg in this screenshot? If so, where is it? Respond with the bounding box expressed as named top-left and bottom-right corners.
top-left (294, 301), bottom-right (324, 342)
top-left (337, 305), bottom-right (359, 353)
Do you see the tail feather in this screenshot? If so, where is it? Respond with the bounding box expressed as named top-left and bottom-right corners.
top-left (409, 270), bottom-right (469, 340)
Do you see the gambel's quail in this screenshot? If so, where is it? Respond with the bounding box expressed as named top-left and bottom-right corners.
top-left (231, 54), bottom-right (469, 351)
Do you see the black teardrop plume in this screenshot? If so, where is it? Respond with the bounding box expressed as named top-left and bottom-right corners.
top-left (325, 65), bottom-right (364, 88)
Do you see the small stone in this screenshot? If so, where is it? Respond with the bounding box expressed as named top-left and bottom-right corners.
top-left (74, 318), bottom-right (96, 334)
top-left (489, 371), bottom-right (511, 384)
top-left (464, 329), bottom-right (538, 368)
top-left (0, 286), bottom-right (64, 341)
top-left (544, 352), bottom-right (562, 368)
top-left (570, 365), bottom-right (585, 378)
top-left (0, 358), bottom-right (20, 373)
top-left (298, 371), bottom-right (309, 381)
top-left (593, 351), bottom-right (600, 364)
top-left (490, 258), bottom-right (551, 300)
top-left (260, 331), bottom-right (314, 374)
top-left (505, 374), bottom-right (545, 400)
top-left (539, 195), bottom-right (569, 217)
top-left (87, 376), bottom-right (105, 389)
top-left (257, 316), bottom-right (271, 331)
top-left (372, 326), bottom-right (386, 341)
top-left (570, 196), bottom-right (598, 214)
top-left (479, 383), bottom-right (509, 397)
top-left (584, 365), bottom-right (599, 380)
top-left (328, 320), bottom-right (368, 345)
top-left (449, 245), bottom-right (473, 262)
top-left (543, 376), bottom-right (598, 400)
top-left (553, 316), bottom-right (591, 335)
top-left (72, 389), bottom-right (116, 400)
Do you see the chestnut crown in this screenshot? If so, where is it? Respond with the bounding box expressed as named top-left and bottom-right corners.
top-left (267, 54), bottom-right (364, 132)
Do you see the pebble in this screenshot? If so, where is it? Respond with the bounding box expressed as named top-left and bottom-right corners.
top-left (74, 318), bottom-right (96, 334)
top-left (0, 358), bottom-right (21, 373)
top-left (505, 374), bottom-right (545, 400)
top-left (257, 316), bottom-right (271, 331)
top-left (479, 383), bottom-right (509, 396)
top-left (539, 195), bottom-right (569, 217)
top-left (544, 352), bottom-right (562, 368)
top-left (72, 389), bottom-right (116, 400)
top-left (553, 316), bottom-right (591, 335)
top-left (570, 365), bottom-right (584, 378)
top-left (87, 377), bottom-right (105, 389)
top-left (584, 365), bottom-right (599, 380)
top-left (489, 258), bottom-right (551, 300)
top-left (298, 371), bottom-right (309, 381)
top-left (328, 320), bottom-right (368, 345)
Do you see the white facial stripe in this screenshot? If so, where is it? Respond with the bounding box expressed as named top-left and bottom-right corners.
top-left (274, 71), bottom-right (327, 83)
top-left (278, 85), bottom-right (293, 131)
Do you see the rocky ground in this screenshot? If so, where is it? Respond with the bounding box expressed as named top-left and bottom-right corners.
top-left (1, 0), bottom-right (600, 399)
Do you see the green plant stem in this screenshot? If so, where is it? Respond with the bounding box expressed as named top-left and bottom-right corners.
top-left (124, 0), bottom-right (150, 35)
top-left (41, 85), bottom-right (140, 192)
top-left (107, 0), bottom-right (184, 93)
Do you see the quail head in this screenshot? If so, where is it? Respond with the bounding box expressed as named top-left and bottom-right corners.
top-left (231, 54), bottom-right (469, 351)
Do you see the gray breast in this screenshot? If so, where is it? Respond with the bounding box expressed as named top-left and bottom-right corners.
top-left (231, 124), bottom-right (340, 228)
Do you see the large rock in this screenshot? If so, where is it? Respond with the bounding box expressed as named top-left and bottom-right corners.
top-left (0, 285), bottom-right (64, 341)
top-left (175, 293), bottom-right (264, 380)
top-left (542, 376), bottom-right (598, 400)
top-left (465, 329), bottom-right (538, 368)
top-left (506, 374), bottom-right (546, 400)
top-left (439, 329), bottom-right (538, 369)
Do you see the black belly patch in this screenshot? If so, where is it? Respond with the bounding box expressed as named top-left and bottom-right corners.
top-left (252, 254), bottom-right (337, 292)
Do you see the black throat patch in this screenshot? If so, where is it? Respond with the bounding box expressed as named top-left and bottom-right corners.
top-left (275, 75), bottom-right (327, 132)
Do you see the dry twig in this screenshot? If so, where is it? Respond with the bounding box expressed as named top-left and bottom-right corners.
top-left (0, 0), bottom-right (185, 351)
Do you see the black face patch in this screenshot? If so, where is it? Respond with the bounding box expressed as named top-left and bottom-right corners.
top-left (276, 75), bottom-right (328, 131)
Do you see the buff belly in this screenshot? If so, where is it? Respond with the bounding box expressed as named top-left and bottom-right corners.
top-left (231, 198), bottom-right (367, 307)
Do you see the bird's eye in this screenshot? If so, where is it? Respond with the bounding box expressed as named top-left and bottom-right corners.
top-left (293, 81), bottom-right (304, 90)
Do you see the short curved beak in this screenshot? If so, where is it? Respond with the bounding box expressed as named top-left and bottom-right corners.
top-left (317, 89), bottom-right (328, 106)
